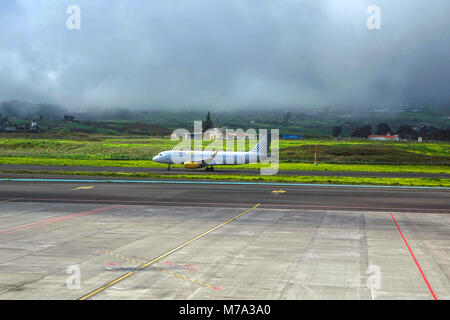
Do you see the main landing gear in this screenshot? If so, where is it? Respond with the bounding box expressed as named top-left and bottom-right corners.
top-left (205, 166), bottom-right (214, 172)
top-left (167, 164), bottom-right (171, 171)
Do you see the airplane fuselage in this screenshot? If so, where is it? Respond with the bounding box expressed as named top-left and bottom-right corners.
top-left (153, 133), bottom-right (271, 170)
top-left (152, 150), bottom-right (260, 166)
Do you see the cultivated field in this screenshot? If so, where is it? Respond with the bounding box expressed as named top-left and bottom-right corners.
top-left (0, 137), bottom-right (449, 186)
top-left (0, 137), bottom-right (448, 165)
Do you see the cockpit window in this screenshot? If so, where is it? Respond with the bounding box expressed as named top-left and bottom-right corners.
top-left (158, 153), bottom-right (163, 157)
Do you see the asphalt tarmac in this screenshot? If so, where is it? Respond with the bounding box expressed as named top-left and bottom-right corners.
top-left (0, 180), bottom-right (448, 212)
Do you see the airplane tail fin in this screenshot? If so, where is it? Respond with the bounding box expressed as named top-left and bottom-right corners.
top-left (250, 133), bottom-right (271, 156)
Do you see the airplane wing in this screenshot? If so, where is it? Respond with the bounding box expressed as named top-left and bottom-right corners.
top-left (202, 151), bottom-right (219, 165)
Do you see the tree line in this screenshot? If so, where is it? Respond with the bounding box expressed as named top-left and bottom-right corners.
top-left (332, 122), bottom-right (450, 140)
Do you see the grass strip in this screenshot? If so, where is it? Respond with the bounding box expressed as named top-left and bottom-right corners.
top-left (2, 169), bottom-right (449, 187)
top-left (0, 157), bottom-right (448, 174)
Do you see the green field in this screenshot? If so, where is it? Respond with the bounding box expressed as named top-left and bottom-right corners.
top-left (0, 137), bottom-right (448, 176)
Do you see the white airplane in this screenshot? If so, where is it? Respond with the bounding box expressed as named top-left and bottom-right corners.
top-left (152, 134), bottom-right (271, 171)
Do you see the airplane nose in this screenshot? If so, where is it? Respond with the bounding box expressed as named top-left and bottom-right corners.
top-left (152, 156), bottom-right (158, 162)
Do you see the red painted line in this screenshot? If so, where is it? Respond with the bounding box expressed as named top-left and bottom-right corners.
top-left (390, 213), bottom-right (438, 300)
top-left (0, 205), bottom-right (123, 235)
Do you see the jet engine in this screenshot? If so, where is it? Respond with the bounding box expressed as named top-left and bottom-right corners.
top-left (184, 161), bottom-right (202, 169)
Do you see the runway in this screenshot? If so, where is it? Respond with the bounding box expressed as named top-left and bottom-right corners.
top-left (0, 179), bottom-right (449, 212)
top-left (1, 164), bottom-right (448, 178)
top-left (0, 180), bottom-right (448, 300)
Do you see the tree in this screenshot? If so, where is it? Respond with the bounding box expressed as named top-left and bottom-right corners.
top-left (397, 125), bottom-right (418, 140)
top-left (376, 122), bottom-right (391, 135)
top-left (351, 124), bottom-right (372, 138)
top-left (416, 125), bottom-right (441, 140)
top-left (282, 112), bottom-right (292, 126)
top-left (332, 126), bottom-right (343, 138)
top-left (203, 111), bottom-right (213, 132)
top-left (435, 128), bottom-right (450, 140)
top-left (63, 115), bottom-right (75, 122)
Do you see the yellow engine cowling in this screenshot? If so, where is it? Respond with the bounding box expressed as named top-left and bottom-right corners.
top-left (184, 161), bottom-right (202, 169)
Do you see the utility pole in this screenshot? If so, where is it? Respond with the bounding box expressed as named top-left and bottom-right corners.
top-left (314, 144), bottom-right (318, 166)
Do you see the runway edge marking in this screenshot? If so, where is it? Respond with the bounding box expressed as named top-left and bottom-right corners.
top-left (79, 203), bottom-right (261, 300)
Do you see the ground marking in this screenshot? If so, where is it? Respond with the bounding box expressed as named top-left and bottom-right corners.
top-left (100, 249), bottom-right (219, 289)
top-left (79, 203), bottom-right (260, 300)
top-left (2, 196), bottom-right (447, 212)
top-left (272, 190), bottom-right (285, 195)
top-left (0, 198), bottom-right (22, 202)
top-left (101, 250), bottom-right (143, 265)
top-left (161, 270), bottom-right (222, 290)
top-left (0, 205), bottom-right (123, 235)
top-left (74, 186), bottom-right (94, 190)
top-left (391, 212), bottom-right (438, 300)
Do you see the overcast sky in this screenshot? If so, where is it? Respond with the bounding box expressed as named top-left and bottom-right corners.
top-left (0, 0), bottom-right (449, 111)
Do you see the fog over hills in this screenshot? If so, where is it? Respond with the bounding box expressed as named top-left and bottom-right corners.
top-left (0, 100), bottom-right (68, 119)
top-left (0, 1), bottom-right (449, 111)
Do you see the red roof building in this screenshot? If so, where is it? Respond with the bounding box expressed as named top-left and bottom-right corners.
top-left (368, 134), bottom-right (399, 141)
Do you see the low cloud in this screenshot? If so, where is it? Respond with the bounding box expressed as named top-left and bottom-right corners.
top-left (0, 0), bottom-right (449, 111)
